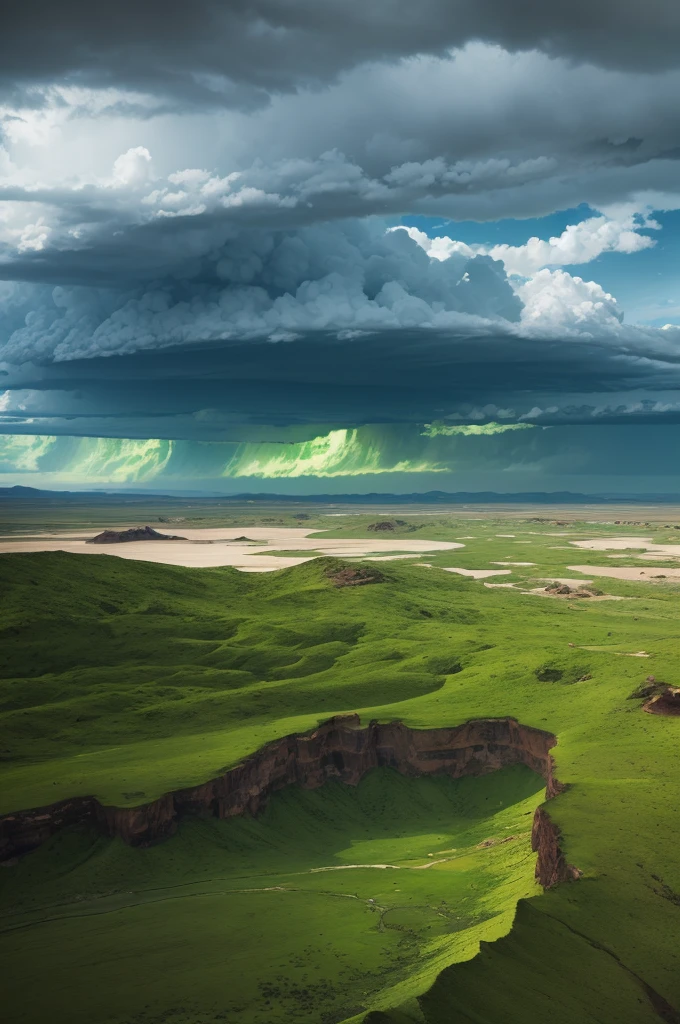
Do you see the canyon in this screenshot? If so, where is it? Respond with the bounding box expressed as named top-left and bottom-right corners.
top-left (0, 715), bottom-right (577, 888)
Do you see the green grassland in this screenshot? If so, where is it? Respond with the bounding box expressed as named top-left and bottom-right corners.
top-left (1, 766), bottom-right (544, 1024)
top-left (0, 493), bottom-right (325, 535)
top-left (1, 511), bottom-right (679, 1023)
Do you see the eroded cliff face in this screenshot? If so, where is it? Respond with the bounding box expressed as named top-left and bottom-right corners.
top-left (0, 715), bottom-right (576, 887)
top-left (532, 807), bottom-right (582, 887)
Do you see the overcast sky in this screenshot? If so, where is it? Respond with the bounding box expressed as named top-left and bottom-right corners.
top-left (1, 2), bottom-right (680, 492)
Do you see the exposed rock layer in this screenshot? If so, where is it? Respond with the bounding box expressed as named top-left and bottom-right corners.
top-left (326, 567), bottom-right (384, 587)
top-left (643, 686), bottom-right (680, 716)
top-left (532, 807), bottom-right (582, 887)
top-left (0, 715), bottom-right (576, 887)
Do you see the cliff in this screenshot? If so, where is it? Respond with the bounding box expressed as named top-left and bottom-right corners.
top-left (0, 715), bottom-right (577, 887)
top-left (532, 807), bottom-right (582, 887)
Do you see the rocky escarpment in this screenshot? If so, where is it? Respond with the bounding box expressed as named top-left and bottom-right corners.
top-left (0, 715), bottom-right (577, 887)
top-left (88, 526), bottom-right (186, 544)
top-left (532, 807), bottom-right (582, 887)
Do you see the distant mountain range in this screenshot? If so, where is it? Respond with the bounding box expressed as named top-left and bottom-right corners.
top-left (2, 485), bottom-right (680, 504)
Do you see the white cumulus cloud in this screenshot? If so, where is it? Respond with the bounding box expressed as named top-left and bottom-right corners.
top-left (395, 213), bottom-right (657, 276)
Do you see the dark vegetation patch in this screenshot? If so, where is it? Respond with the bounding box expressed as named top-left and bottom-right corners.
top-left (534, 659), bottom-right (591, 685)
top-left (366, 520), bottom-right (421, 534)
top-left (423, 655), bottom-right (463, 676)
top-left (651, 875), bottom-right (680, 906)
top-left (535, 666), bottom-right (564, 682)
top-left (628, 675), bottom-right (666, 700)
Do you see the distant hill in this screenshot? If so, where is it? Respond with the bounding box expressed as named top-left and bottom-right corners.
top-left (2, 484), bottom-right (680, 504)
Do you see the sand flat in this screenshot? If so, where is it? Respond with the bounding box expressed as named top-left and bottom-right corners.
top-left (0, 527), bottom-right (463, 570)
top-left (535, 577), bottom-right (594, 587)
top-left (571, 536), bottom-right (680, 557)
top-left (441, 567), bottom-right (512, 579)
top-left (568, 565), bottom-right (680, 581)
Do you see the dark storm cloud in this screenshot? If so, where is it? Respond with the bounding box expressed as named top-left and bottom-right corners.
top-left (3, 2), bottom-right (680, 453)
top-left (3, 0), bottom-right (680, 108)
top-left (2, 216), bottom-right (679, 440)
top-left (4, 322), bottom-right (680, 441)
top-left (0, 221), bottom-right (528, 362)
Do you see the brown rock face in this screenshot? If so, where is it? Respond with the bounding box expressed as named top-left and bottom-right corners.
top-left (532, 807), bottom-right (582, 887)
top-left (367, 521), bottom-right (396, 532)
top-left (88, 526), bottom-right (186, 544)
top-left (643, 686), bottom-right (680, 716)
top-left (326, 567), bottom-right (384, 587)
top-left (0, 716), bottom-right (576, 889)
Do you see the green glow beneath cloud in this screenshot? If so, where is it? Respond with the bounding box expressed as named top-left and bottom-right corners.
top-left (422, 422), bottom-right (535, 437)
top-left (0, 435), bottom-right (173, 482)
top-left (0, 434), bottom-right (58, 472)
top-left (0, 429), bottom-right (445, 482)
top-left (228, 429), bottom-right (445, 478)
top-left (0, 423), bottom-right (541, 486)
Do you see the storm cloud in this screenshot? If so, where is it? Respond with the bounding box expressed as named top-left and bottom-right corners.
top-left (2, 1), bottom-right (680, 489)
top-left (3, 0), bottom-right (680, 109)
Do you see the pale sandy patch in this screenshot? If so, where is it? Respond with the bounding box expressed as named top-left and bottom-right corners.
top-left (535, 577), bottom-right (593, 587)
top-left (294, 539), bottom-right (461, 558)
top-left (496, 534), bottom-right (515, 537)
top-left (358, 554), bottom-right (426, 562)
top-left (308, 858), bottom-right (454, 872)
top-left (571, 535), bottom-right (653, 550)
top-left (635, 552), bottom-right (680, 560)
top-left (441, 567), bottom-right (512, 579)
top-left (571, 536), bottom-right (680, 557)
top-left (0, 527), bottom-right (463, 571)
top-left (0, 531), bottom-right (98, 541)
top-left (491, 561), bottom-right (535, 566)
top-left (567, 565), bottom-right (680, 582)
top-left (309, 864), bottom-right (399, 872)
top-left (606, 553), bottom-right (680, 560)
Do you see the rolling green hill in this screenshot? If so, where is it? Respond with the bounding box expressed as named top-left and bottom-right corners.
top-left (0, 545), bottom-right (679, 1023)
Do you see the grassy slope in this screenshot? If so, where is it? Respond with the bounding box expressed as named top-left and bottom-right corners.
top-left (0, 518), bottom-right (679, 1023)
top-left (1, 766), bottom-right (544, 1024)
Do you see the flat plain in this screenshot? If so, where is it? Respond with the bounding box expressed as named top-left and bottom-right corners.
top-left (1, 497), bottom-right (679, 1024)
